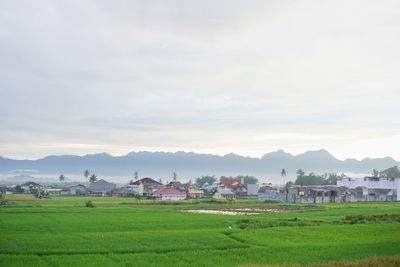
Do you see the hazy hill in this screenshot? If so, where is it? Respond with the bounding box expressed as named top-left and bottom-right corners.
top-left (0, 150), bottom-right (398, 181)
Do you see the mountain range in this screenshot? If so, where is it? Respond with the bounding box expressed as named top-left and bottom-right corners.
top-left (0, 150), bottom-right (399, 182)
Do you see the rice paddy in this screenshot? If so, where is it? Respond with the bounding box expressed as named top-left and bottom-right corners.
top-left (0, 196), bottom-right (399, 266)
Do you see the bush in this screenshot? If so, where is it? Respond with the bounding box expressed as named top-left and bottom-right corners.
top-left (85, 200), bottom-right (95, 208)
top-left (0, 193), bottom-right (8, 206)
top-left (239, 223), bottom-right (247, 230)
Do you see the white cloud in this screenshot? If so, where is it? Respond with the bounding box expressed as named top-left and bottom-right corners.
top-left (0, 0), bottom-right (400, 160)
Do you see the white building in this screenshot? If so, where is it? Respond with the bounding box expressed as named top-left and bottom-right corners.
top-left (337, 177), bottom-right (400, 201)
top-left (127, 183), bottom-right (144, 196)
top-left (152, 187), bottom-right (186, 200)
top-left (247, 184), bottom-right (259, 196)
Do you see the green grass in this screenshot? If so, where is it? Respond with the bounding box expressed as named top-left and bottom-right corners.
top-left (0, 196), bottom-right (399, 266)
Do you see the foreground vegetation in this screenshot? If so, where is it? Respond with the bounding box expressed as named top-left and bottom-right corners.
top-left (0, 195), bottom-right (399, 266)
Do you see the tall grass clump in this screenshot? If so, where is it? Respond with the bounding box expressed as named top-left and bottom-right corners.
top-left (85, 200), bottom-right (95, 208)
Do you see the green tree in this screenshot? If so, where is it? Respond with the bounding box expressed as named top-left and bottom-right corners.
top-left (294, 172), bottom-right (332, 185)
top-left (219, 175), bottom-right (258, 185)
top-left (59, 174), bottom-right (66, 183)
top-left (281, 168), bottom-right (287, 184)
top-left (339, 173), bottom-right (348, 180)
top-left (235, 175), bottom-right (258, 185)
top-left (372, 169), bottom-right (381, 177)
top-left (296, 169), bottom-right (305, 176)
top-left (134, 171), bottom-right (139, 181)
top-left (89, 174), bottom-right (97, 184)
top-left (133, 194), bottom-right (142, 204)
top-left (284, 181), bottom-right (294, 190)
top-left (219, 176), bottom-right (233, 181)
top-left (84, 170), bottom-right (90, 185)
top-left (195, 176), bottom-right (216, 187)
top-left (380, 166), bottom-right (400, 180)
top-left (15, 185), bottom-right (24, 193)
top-left (0, 193), bottom-right (8, 206)
top-left (326, 173), bottom-right (339, 185)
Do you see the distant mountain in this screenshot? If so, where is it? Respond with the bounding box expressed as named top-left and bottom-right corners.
top-left (6, 174), bottom-right (37, 182)
top-left (0, 150), bottom-right (398, 181)
top-left (1, 174), bottom-right (57, 185)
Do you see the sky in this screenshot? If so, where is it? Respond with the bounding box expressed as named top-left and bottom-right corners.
top-left (0, 0), bottom-right (400, 161)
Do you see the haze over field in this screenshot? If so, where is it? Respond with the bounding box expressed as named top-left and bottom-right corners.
top-left (0, 149), bottom-right (398, 184)
top-left (1, 0), bottom-right (400, 162)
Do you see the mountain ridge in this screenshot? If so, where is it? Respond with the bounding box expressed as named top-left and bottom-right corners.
top-left (0, 150), bottom-right (398, 179)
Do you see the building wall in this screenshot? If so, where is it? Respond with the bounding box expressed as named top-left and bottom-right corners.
top-left (161, 194), bottom-right (186, 200)
top-left (258, 191), bottom-right (288, 202)
top-left (91, 183), bottom-right (115, 193)
top-left (247, 184), bottom-right (259, 196)
top-left (338, 178), bottom-right (400, 201)
top-left (259, 191), bottom-right (396, 203)
top-left (70, 186), bottom-right (86, 195)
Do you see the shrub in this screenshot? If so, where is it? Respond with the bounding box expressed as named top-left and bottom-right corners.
top-left (85, 200), bottom-right (95, 208)
top-left (239, 223), bottom-right (247, 230)
top-left (0, 193), bottom-right (8, 206)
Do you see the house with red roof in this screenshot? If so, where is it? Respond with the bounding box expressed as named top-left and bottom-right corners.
top-left (217, 179), bottom-right (247, 196)
top-left (152, 187), bottom-right (187, 200)
top-left (130, 177), bottom-right (163, 196)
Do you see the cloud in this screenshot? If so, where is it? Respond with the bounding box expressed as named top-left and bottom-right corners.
top-left (0, 0), bottom-right (400, 160)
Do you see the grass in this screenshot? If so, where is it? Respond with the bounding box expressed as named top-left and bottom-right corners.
top-left (242, 255), bottom-right (400, 266)
top-left (0, 195), bottom-right (399, 266)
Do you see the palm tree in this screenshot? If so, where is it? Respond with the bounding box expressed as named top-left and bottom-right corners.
top-left (59, 174), bottom-right (66, 185)
top-left (173, 172), bottom-right (177, 181)
top-left (134, 171), bottom-right (139, 181)
top-left (281, 168), bottom-right (287, 185)
top-left (84, 170), bottom-right (90, 185)
top-left (89, 174), bottom-right (97, 184)
top-left (296, 169), bottom-right (305, 176)
top-left (372, 169), bottom-right (380, 178)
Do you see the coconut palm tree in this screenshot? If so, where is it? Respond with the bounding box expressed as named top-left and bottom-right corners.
top-left (84, 170), bottom-right (90, 185)
top-left (89, 174), bottom-right (97, 184)
top-left (281, 168), bottom-right (287, 185)
top-left (59, 174), bottom-right (66, 184)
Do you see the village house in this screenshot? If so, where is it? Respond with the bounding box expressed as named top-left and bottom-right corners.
top-left (44, 188), bottom-right (63, 196)
top-left (19, 181), bottom-right (44, 193)
top-left (258, 185), bottom-right (287, 202)
top-left (127, 183), bottom-right (144, 196)
top-left (89, 179), bottom-right (116, 196)
top-left (259, 182), bottom-right (398, 203)
top-left (217, 179), bottom-right (247, 196)
top-left (213, 188), bottom-right (236, 200)
top-left (152, 187), bottom-right (186, 200)
top-left (338, 176), bottom-right (400, 201)
top-left (187, 186), bottom-right (204, 198)
top-left (0, 186), bottom-right (8, 193)
top-left (111, 187), bottom-right (134, 197)
top-left (166, 181), bottom-right (187, 192)
top-left (130, 177), bottom-right (163, 196)
top-left (246, 184), bottom-right (259, 196)
top-left (201, 182), bottom-right (214, 193)
top-left (60, 184), bottom-right (87, 196)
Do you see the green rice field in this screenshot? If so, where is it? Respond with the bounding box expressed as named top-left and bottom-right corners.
top-left (0, 195), bottom-right (399, 266)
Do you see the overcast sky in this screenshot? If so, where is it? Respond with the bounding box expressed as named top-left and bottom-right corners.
top-left (1, 0), bottom-right (400, 160)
